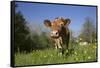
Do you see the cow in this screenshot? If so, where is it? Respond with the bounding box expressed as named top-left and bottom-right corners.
top-left (43, 17), bottom-right (71, 55)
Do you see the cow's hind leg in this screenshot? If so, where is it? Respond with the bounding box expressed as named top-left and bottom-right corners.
top-left (64, 33), bottom-right (70, 55)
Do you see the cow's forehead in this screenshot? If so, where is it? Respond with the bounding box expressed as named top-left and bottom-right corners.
top-left (51, 18), bottom-right (64, 25)
top-left (51, 22), bottom-right (58, 26)
top-left (54, 17), bottom-right (63, 22)
top-left (50, 20), bottom-right (62, 30)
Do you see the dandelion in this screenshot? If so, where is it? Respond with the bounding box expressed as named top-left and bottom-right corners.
top-left (88, 56), bottom-right (91, 59)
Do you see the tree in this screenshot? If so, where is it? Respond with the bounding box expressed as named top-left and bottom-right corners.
top-left (15, 11), bottom-right (32, 52)
top-left (79, 17), bottom-right (96, 44)
top-left (14, 11), bottom-right (53, 52)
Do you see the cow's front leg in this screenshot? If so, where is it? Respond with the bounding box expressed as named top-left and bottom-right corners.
top-left (57, 38), bottom-right (64, 55)
top-left (57, 38), bottom-right (62, 49)
top-left (63, 44), bottom-right (69, 55)
top-left (53, 39), bottom-right (58, 50)
top-left (54, 42), bottom-right (58, 50)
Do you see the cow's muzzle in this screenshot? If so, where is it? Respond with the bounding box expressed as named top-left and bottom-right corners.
top-left (50, 31), bottom-right (60, 38)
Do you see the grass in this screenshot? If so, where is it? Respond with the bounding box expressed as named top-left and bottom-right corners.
top-left (15, 44), bottom-right (97, 66)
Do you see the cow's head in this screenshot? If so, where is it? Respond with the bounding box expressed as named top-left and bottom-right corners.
top-left (44, 17), bottom-right (71, 38)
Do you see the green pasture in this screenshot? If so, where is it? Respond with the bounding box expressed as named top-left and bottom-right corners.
top-left (15, 44), bottom-right (97, 66)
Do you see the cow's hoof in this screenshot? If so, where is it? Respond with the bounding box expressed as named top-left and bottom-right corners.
top-left (62, 49), bottom-right (65, 54)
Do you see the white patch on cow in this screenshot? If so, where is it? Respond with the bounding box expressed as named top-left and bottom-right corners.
top-left (50, 31), bottom-right (59, 37)
top-left (53, 37), bottom-right (63, 49)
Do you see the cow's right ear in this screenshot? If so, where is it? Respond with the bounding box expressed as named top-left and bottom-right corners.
top-left (44, 19), bottom-right (51, 28)
top-left (64, 18), bottom-right (71, 26)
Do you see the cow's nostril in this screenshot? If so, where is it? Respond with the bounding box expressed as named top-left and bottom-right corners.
top-left (56, 32), bottom-right (58, 35)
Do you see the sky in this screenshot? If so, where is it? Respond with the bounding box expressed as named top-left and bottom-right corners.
top-left (15, 2), bottom-right (97, 37)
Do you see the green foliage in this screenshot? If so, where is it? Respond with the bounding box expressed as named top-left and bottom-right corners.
top-left (15, 12), bottom-right (33, 52)
top-left (31, 32), bottom-right (54, 50)
top-left (15, 44), bottom-right (97, 66)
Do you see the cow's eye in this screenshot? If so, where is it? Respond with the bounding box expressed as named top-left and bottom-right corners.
top-left (60, 23), bottom-right (63, 26)
top-left (60, 24), bottom-right (64, 28)
top-left (61, 24), bottom-right (63, 26)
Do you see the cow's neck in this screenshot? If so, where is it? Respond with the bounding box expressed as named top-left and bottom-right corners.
top-left (60, 27), bottom-right (69, 37)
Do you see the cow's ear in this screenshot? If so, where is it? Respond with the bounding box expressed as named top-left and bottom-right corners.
top-left (64, 18), bottom-right (71, 26)
top-left (44, 19), bottom-right (51, 27)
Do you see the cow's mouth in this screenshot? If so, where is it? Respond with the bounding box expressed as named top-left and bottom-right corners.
top-left (51, 36), bottom-right (60, 38)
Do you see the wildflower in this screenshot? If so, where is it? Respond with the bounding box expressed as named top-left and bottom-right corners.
top-left (84, 51), bottom-right (87, 54)
top-left (88, 56), bottom-right (91, 59)
top-left (93, 45), bottom-right (96, 49)
top-left (74, 51), bottom-right (77, 55)
top-left (51, 54), bottom-right (53, 57)
top-left (44, 55), bottom-right (47, 58)
top-left (58, 53), bottom-right (62, 56)
top-left (66, 50), bottom-right (68, 53)
top-left (75, 58), bottom-right (78, 61)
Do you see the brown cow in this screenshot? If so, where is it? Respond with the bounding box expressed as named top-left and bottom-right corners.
top-left (44, 17), bottom-right (71, 55)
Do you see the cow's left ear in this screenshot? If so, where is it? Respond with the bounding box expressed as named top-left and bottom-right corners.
top-left (44, 19), bottom-right (51, 28)
top-left (64, 18), bottom-right (71, 26)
